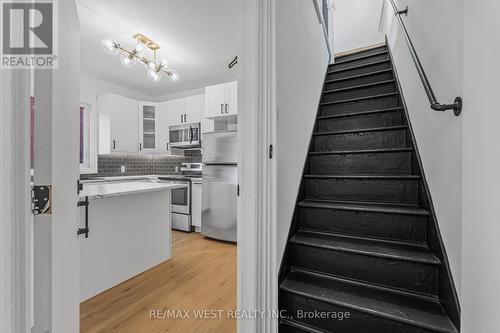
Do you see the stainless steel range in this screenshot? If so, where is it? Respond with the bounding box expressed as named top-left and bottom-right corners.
top-left (158, 163), bottom-right (202, 232)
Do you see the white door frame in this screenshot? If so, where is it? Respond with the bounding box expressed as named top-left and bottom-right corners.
top-left (238, 0), bottom-right (278, 332)
top-left (1, 70), bottom-right (33, 333)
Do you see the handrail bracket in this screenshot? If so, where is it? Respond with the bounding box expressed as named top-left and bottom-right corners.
top-left (396, 6), bottom-right (408, 16)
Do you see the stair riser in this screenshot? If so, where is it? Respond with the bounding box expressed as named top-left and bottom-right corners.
top-left (314, 129), bottom-right (407, 151)
top-left (309, 151), bottom-right (411, 175)
top-left (331, 53), bottom-right (390, 71)
top-left (304, 178), bottom-right (418, 204)
top-left (320, 95), bottom-right (400, 117)
top-left (299, 207), bottom-right (427, 243)
top-left (323, 82), bottom-right (397, 103)
top-left (333, 46), bottom-right (388, 62)
top-left (280, 292), bottom-right (440, 333)
top-left (325, 71), bottom-right (394, 90)
top-left (327, 61), bottom-right (391, 81)
top-left (290, 245), bottom-right (439, 295)
top-left (317, 111), bottom-right (403, 132)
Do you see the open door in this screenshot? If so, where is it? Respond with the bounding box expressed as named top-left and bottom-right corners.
top-left (0, 1), bottom-right (81, 332)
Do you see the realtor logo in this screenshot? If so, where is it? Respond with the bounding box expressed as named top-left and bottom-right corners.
top-left (1, 0), bottom-right (58, 68)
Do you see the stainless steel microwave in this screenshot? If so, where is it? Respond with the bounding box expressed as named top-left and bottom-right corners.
top-left (169, 122), bottom-right (201, 148)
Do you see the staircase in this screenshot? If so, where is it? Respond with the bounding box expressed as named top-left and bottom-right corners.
top-left (278, 45), bottom-right (460, 333)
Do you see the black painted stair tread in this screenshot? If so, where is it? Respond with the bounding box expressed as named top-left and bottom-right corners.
top-left (309, 147), bottom-right (412, 155)
top-left (304, 174), bottom-right (419, 180)
top-left (316, 107), bottom-right (403, 120)
top-left (323, 79), bottom-right (396, 95)
top-left (328, 59), bottom-right (391, 74)
top-left (320, 92), bottom-right (399, 106)
top-left (298, 199), bottom-right (429, 216)
top-left (291, 230), bottom-right (440, 265)
top-left (325, 69), bottom-right (393, 84)
top-left (281, 269), bottom-right (457, 333)
top-left (313, 125), bottom-right (407, 136)
top-left (330, 50), bottom-right (389, 66)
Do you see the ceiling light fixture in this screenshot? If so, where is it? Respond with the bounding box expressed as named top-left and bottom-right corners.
top-left (101, 34), bottom-right (179, 83)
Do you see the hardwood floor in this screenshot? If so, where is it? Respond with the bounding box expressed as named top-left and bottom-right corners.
top-left (81, 231), bottom-right (237, 333)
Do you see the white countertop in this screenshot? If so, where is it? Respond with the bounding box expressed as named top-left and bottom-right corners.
top-left (79, 181), bottom-right (187, 200)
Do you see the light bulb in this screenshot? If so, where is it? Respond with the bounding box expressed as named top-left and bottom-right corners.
top-left (147, 69), bottom-right (161, 82)
top-left (101, 39), bottom-right (119, 55)
top-left (160, 58), bottom-right (168, 68)
top-left (169, 69), bottom-right (179, 82)
top-left (145, 61), bottom-right (156, 71)
top-left (120, 53), bottom-right (137, 68)
top-left (134, 42), bottom-right (144, 53)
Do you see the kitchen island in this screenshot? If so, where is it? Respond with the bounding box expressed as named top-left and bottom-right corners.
top-left (78, 181), bottom-right (187, 301)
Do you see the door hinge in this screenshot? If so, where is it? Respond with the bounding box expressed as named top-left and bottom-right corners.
top-left (269, 144), bottom-right (273, 159)
top-left (32, 185), bottom-right (52, 215)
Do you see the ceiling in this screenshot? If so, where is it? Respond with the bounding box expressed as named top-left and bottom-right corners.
top-left (77, 0), bottom-right (241, 97)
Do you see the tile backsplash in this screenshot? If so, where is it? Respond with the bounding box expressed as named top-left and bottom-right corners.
top-left (80, 151), bottom-right (202, 179)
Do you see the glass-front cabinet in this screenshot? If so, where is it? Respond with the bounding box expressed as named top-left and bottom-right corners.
top-left (138, 102), bottom-right (159, 151)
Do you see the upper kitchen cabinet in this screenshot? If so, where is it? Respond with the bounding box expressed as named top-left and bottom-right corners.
top-left (161, 95), bottom-right (203, 128)
top-left (138, 102), bottom-right (159, 152)
top-left (184, 94), bottom-right (203, 124)
top-left (98, 93), bottom-right (139, 154)
top-left (205, 81), bottom-right (238, 119)
top-left (157, 98), bottom-right (184, 153)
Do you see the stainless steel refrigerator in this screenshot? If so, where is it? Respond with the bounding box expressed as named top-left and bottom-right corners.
top-left (201, 131), bottom-right (237, 242)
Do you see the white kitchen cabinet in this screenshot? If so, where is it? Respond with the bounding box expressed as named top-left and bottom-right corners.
top-left (138, 102), bottom-right (159, 152)
top-left (192, 181), bottom-right (202, 229)
top-left (184, 94), bottom-right (202, 124)
top-left (157, 99), bottom-right (184, 153)
top-left (225, 81), bottom-right (238, 116)
top-left (185, 94), bottom-right (213, 134)
top-left (205, 81), bottom-right (238, 119)
top-left (98, 93), bottom-right (139, 154)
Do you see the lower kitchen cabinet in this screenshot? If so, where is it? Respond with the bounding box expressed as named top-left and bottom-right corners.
top-left (192, 181), bottom-right (202, 229)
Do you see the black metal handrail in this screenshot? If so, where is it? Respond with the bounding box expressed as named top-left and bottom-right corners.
top-left (389, 0), bottom-right (462, 116)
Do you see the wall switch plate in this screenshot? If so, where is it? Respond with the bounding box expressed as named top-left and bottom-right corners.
top-left (121, 165), bottom-right (126, 173)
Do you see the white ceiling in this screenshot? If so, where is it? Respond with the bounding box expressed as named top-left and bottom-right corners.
top-left (77, 0), bottom-right (241, 97)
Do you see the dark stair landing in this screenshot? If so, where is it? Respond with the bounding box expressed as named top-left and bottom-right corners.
top-left (279, 44), bottom-right (460, 333)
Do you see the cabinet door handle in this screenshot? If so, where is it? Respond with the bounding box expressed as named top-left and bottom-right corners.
top-left (139, 143), bottom-right (142, 151)
top-left (184, 114), bottom-right (187, 123)
top-left (225, 103), bottom-right (228, 113)
top-left (180, 114), bottom-right (183, 123)
top-left (221, 104), bottom-right (224, 114)
top-left (167, 142), bottom-right (170, 151)
top-left (112, 140), bottom-right (116, 150)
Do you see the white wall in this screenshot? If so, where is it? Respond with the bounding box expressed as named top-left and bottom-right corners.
top-left (380, 0), bottom-right (463, 296)
top-left (333, 0), bottom-right (384, 54)
top-left (462, 0), bottom-right (500, 331)
top-left (277, 0), bottom-right (330, 261)
top-left (80, 74), bottom-right (153, 102)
